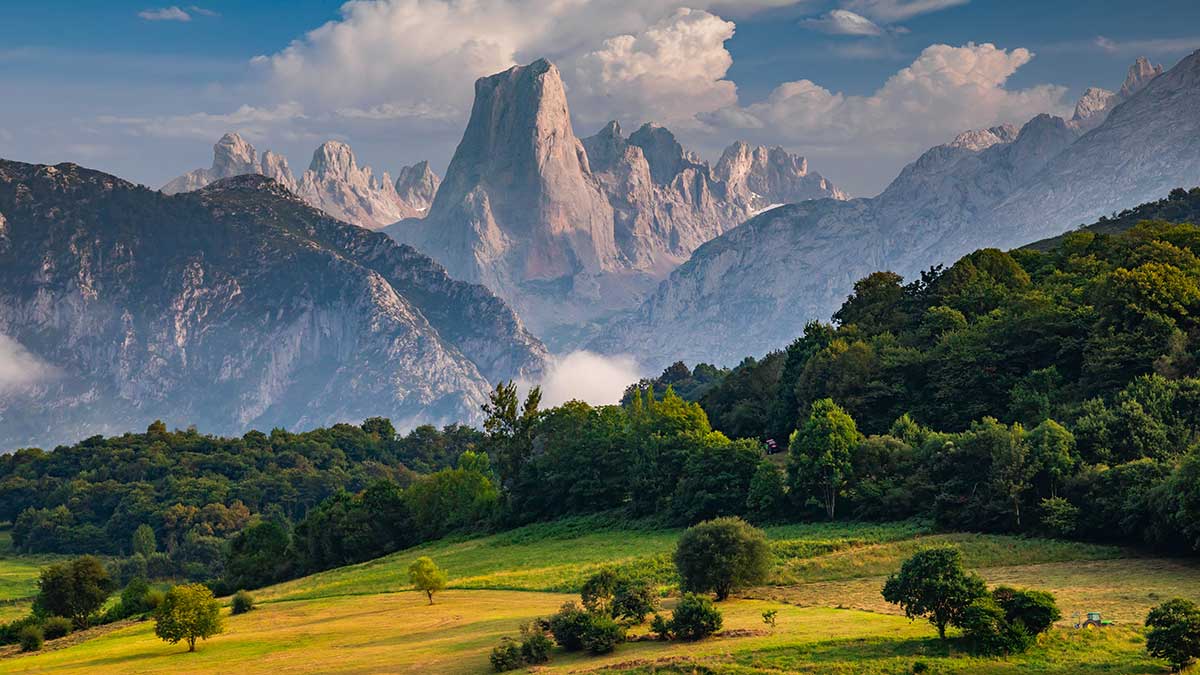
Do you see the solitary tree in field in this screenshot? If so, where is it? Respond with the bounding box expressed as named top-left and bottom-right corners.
top-left (1146, 598), bottom-right (1200, 672)
top-left (788, 398), bottom-right (861, 520)
top-left (155, 583), bottom-right (223, 652)
top-left (882, 546), bottom-right (987, 640)
top-left (34, 556), bottom-right (114, 628)
top-left (674, 517), bottom-right (770, 601)
top-left (409, 556), bottom-right (447, 605)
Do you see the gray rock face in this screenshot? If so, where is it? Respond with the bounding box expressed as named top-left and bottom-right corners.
top-left (0, 160), bottom-right (546, 449)
top-left (162, 134), bottom-right (439, 229)
top-left (597, 52), bottom-right (1198, 370)
top-left (386, 59), bottom-right (844, 344)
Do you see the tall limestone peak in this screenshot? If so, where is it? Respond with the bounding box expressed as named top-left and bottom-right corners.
top-left (259, 150), bottom-right (297, 192)
top-left (212, 132), bottom-right (259, 177)
top-left (394, 161), bottom-right (441, 214)
top-left (714, 141), bottom-right (847, 205)
top-left (627, 124), bottom-right (694, 185)
top-left (1120, 56), bottom-right (1164, 98)
top-left (297, 141), bottom-right (412, 230)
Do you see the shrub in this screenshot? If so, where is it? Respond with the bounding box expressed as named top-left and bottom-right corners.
top-left (520, 621), bottom-right (553, 664)
top-left (650, 613), bottom-right (671, 641)
top-left (548, 602), bottom-right (591, 651)
top-left (762, 609), bottom-right (778, 628)
top-left (991, 586), bottom-right (1060, 636)
top-left (41, 616), bottom-right (72, 640)
top-left (881, 546), bottom-right (987, 640)
top-left (1146, 598), bottom-right (1200, 672)
top-left (674, 517), bottom-right (771, 600)
top-left (117, 577), bottom-right (153, 619)
top-left (613, 578), bottom-right (657, 624)
top-left (912, 661), bottom-right (930, 674)
top-left (231, 590), bottom-right (255, 615)
top-left (960, 596), bottom-right (1031, 655)
top-left (489, 637), bottom-right (524, 672)
top-left (580, 613), bottom-right (625, 654)
top-left (581, 570), bottom-right (619, 614)
top-left (668, 593), bottom-right (723, 641)
top-left (19, 625), bottom-right (44, 652)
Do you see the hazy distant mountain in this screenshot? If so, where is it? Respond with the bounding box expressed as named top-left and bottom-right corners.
top-left (0, 159), bottom-right (546, 449)
top-left (596, 52), bottom-right (1199, 369)
top-left (385, 59), bottom-right (844, 343)
top-left (162, 133), bottom-right (440, 229)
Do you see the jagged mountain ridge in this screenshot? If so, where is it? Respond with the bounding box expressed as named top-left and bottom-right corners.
top-left (0, 159), bottom-right (546, 449)
top-left (596, 52), bottom-right (1199, 370)
top-left (385, 59), bottom-right (845, 343)
top-left (162, 133), bottom-right (440, 230)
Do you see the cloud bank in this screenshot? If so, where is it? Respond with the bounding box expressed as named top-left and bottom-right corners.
top-left (538, 351), bottom-right (643, 408)
top-left (0, 334), bottom-right (56, 393)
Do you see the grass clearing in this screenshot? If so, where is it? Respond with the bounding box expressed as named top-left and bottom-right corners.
top-left (0, 529), bottom-right (65, 623)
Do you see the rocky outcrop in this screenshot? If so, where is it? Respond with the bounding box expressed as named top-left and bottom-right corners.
top-left (0, 159), bottom-right (545, 449)
top-left (386, 59), bottom-right (845, 344)
top-left (596, 53), bottom-right (1197, 369)
top-left (162, 134), bottom-right (440, 229)
top-left (1068, 56), bottom-right (1164, 133)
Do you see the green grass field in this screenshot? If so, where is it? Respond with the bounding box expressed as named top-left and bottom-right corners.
top-left (0, 529), bottom-right (65, 623)
top-left (1, 516), bottom-right (1191, 674)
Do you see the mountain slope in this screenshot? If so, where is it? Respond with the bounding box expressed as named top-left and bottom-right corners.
top-left (0, 159), bottom-right (545, 449)
top-left (597, 52), bottom-right (1197, 369)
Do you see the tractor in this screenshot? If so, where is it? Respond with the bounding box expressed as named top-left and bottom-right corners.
top-left (1074, 611), bottom-right (1115, 629)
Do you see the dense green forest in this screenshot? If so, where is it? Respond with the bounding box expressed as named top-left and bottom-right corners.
top-left (4, 192), bottom-right (1200, 596)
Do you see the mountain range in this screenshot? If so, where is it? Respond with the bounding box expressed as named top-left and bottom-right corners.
top-left (592, 52), bottom-right (1200, 368)
top-left (163, 133), bottom-right (441, 230)
top-left (384, 59), bottom-right (845, 343)
top-left (0, 160), bottom-right (545, 449)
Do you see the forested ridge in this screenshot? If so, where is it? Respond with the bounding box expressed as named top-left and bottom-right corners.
top-left (4, 189), bottom-right (1200, 595)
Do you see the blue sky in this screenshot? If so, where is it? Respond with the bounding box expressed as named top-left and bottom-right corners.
top-left (2, 1), bottom-right (1198, 195)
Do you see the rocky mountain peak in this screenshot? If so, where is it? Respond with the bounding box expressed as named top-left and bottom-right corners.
top-left (1072, 87), bottom-right (1117, 125)
top-left (1120, 56), bottom-right (1164, 98)
top-left (628, 123), bottom-right (692, 185)
top-left (394, 161), bottom-right (440, 214)
top-left (948, 124), bottom-right (1019, 151)
top-left (211, 132), bottom-right (258, 177)
top-left (308, 140), bottom-right (359, 178)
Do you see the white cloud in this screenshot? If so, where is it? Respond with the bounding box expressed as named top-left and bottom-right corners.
top-left (702, 43), bottom-right (1069, 181)
top-left (538, 351), bottom-right (643, 408)
top-left (569, 8), bottom-right (739, 129)
top-left (1093, 35), bottom-right (1200, 55)
top-left (842, 0), bottom-right (969, 22)
top-left (803, 10), bottom-right (884, 36)
top-left (0, 334), bottom-right (57, 393)
top-left (138, 6), bottom-right (191, 22)
top-left (189, 5), bottom-right (219, 17)
top-left (97, 103), bottom-right (306, 140)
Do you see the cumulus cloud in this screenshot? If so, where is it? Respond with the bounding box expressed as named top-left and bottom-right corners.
top-left (0, 334), bottom-right (57, 393)
top-left (842, 0), bottom-right (969, 22)
top-left (702, 43), bottom-right (1070, 190)
top-left (803, 10), bottom-right (884, 36)
top-left (537, 351), bottom-right (643, 408)
top-left (138, 6), bottom-right (191, 22)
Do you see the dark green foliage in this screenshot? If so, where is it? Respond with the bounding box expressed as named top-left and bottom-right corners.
top-left (623, 362), bottom-right (729, 406)
top-left (881, 546), bottom-right (988, 640)
top-left (231, 590), bottom-right (255, 615)
top-left (34, 556), bottom-right (115, 628)
top-left (519, 622), bottom-right (553, 664)
top-left (788, 399), bottom-right (861, 519)
top-left (18, 625), bottom-right (43, 652)
top-left (580, 613), bottom-right (625, 654)
top-left (548, 602), bottom-right (591, 651)
top-left (611, 578), bottom-right (657, 624)
top-left (671, 437), bottom-right (763, 524)
top-left (959, 596), bottom-right (1032, 655)
top-left (674, 517), bottom-right (771, 601)
top-left (489, 638), bottom-right (524, 672)
top-left (650, 613), bottom-right (671, 640)
top-left (224, 521), bottom-right (292, 591)
top-left (115, 576), bottom-right (157, 618)
top-left (745, 461), bottom-right (788, 522)
top-left (1146, 598), bottom-right (1200, 672)
top-left (40, 616), bottom-right (72, 640)
top-left (992, 586), bottom-right (1061, 636)
top-left (667, 593), bottom-right (724, 641)
top-left (292, 480), bottom-right (413, 574)
top-left (131, 524), bottom-right (156, 557)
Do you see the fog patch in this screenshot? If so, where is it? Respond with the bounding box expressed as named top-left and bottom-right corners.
top-left (0, 334), bottom-right (57, 393)
top-left (538, 351), bottom-right (643, 407)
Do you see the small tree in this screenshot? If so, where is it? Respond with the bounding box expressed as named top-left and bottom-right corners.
top-left (231, 590), bottom-right (255, 615)
top-left (674, 517), bottom-right (771, 601)
top-left (18, 625), bottom-right (43, 652)
top-left (788, 399), bottom-right (861, 519)
top-left (155, 584), bottom-right (223, 652)
top-left (34, 556), bottom-right (115, 628)
top-left (408, 557), bottom-right (448, 605)
top-left (132, 524), bottom-right (157, 557)
top-left (668, 593), bottom-right (723, 640)
top-left (991, 586), bottom-right (1060, 636)
top-left (1146, 598), bottom-right (1200, 672)
top-left (881, 546), bottom-right (987, 640)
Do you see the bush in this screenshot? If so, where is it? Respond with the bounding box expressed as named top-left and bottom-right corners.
top-left (489, 637), bottom-right (524, 672)
top-left (960, 596), bottom-right (1031, 655)
top-left (581, 570), bottom-right (619, 614)
top-left (668, 593), bottom-right (723, 641)
top-left (34, 555), bottom-right (115, 628)
top-left (613, 578), bottom-right (657, 624)
top-left (650, 613), bottom-right (671, 641)
top-left (519, 622), bottom-right (552, 664)
top-left (19, 625), bottom-right (44, 652)
top-left (912, 661), bottom-right (930, 674)
top-left (41, 616), bottom-right (72, 640)
top-left (1146, 598), bottom-right (1200, 672)
top-left (116, 577), bottom-right (154, 619)
top-left (674, 517), bottom-right (771, 600)
top-left (548, 602), bottom-right (591, 651)
top-left (0, 615), bottom-right (41, 646)
top-left (231, 590), bottom-right (255, 615)
top-left (991, 586), bottom-right (1060, 636)
top-left (580, 613), bottom-right (625, 654)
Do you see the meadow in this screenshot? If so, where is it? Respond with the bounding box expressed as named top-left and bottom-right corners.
top-left (1, 516), bottom-right (1192, 674)
top-left (0, 529), bottom-right (64, 623)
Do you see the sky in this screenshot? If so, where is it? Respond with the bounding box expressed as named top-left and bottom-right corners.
top-left (2, 1), bottom-right (1199, 197)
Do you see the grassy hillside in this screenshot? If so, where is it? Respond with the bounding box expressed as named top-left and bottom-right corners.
top-left (3, 517), bottom-right (1190, 674)
top-left (0, 529), bottom-right (64, 623)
